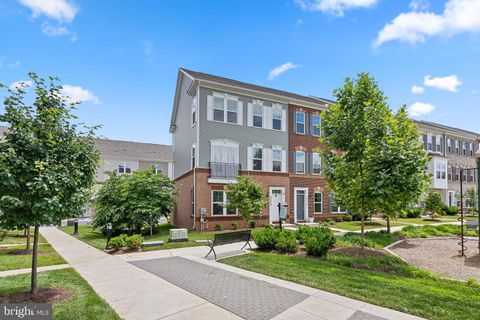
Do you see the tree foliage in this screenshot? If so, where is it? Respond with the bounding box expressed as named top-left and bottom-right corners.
top-left (464, 187), bottom-right (478, 212)
top-left (0, 73), bottom-right (100, 294)
top-left (424, 192), bottom-right (443, 219)
top-left (225, 176), bottom-right (267, 224)
top-left (93, 169), bottom-right (175, 234)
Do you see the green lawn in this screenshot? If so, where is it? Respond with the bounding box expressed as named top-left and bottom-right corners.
top-left (59, 224), bottom-right (216, 251)
top-left (0, 268), bottom-right (120, 320)
top-left (396, 217), bottom-right (458, 225)
top-left (221, 252), bottom-right (480, 320)
top-left (0, 228), bottom-right (47, 245)
top-left (0, 244), bottom-right (66, 271)
top-left (333, 220), bottom-right (406, 231)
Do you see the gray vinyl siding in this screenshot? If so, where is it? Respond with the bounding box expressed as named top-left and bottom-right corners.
top-left (173, 76), bottom-right (196, 179)
top-left (198, 87), bottom-right (288, 169)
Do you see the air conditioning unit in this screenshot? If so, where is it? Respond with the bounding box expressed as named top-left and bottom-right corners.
top-left (169, 228), bottom-right (188, 242)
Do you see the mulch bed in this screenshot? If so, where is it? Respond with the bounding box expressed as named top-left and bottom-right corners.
top-left (0, 288), bottom-right (73, 304)
top-left (104, 247), bottom-right (141, 255)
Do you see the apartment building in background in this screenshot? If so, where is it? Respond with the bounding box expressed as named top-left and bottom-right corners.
top-left (416, 120), bottom-right (479, 207)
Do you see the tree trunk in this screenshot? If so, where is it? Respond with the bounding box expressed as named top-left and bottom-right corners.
top-left (31, 225), bottom-right (39, 295)
top-left (150, 222), bottom-right (153, 236)
top-left (386, 215), bottom-right (391, 234)
top-left (25, 227), bottom-right (31, 254)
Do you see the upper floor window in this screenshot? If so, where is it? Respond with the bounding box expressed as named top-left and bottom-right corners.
top-left (252, 146), bottom-right (263, 170)
top-left (296, 112), bottom-right (305, 134)
top-left (191, 95), bottom-right (197, 127)
top-left (272, 107), bottom-right (282, 130)
top-left (455, 140), bottom-right (459, 154)
top-left (272, 148), bottom-right (282, 172)
top-left (470, 142), bottom-right (474, 156)
top-left (153, 163), bottom-right (163, 174)
top-left (253, 104), bottom-right (263, 128)
top-left (462, 141), bottom-right (467, 155)
top-left (212, 191), bottom-right (236, 216)
top-left (312, 152), bottom-right (321, 175)
top-left (208, 93), bottom-right (242, 125)
top-left (447, 165), bottom-right (452, 181)
top-left (436, 163), bottom-right (446, 180)
top-left (468, 170), bottom-right (475, 183)
top-left (312, 114), bottom-right (321, 137)
top-left (295, 151), bottom-right (305, 173)
top-left (462, 168), bottom-right (467, 182)
top-left (455, 166), bottom-right (460, 181)
top-left (118, 162), bottom-right (131, 174)
top-left (213, 96), bottom-right (225, 122)
top-left (435, 135), bottom-right (441, 152)
top-left (427, 133), bottom-right (432, 151)
top-left (447, 138), bottom-right (452, 154)
top-left (314, 192), bottom-right (323, 213)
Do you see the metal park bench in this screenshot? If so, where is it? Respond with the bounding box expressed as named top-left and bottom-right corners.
top-left (205, 230), bottom-right (252, 260)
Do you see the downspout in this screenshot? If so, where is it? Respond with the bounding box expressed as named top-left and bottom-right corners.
top-left (192, 84), bottom-right (200, 231)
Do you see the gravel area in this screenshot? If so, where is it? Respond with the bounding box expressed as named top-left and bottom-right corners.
top-left (389, 237), bottom-right (480, 281)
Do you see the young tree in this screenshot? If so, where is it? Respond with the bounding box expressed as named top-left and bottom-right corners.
top-left (424, 192), bottom-right (443, 220)
top-left (0, 74), bottom-right (99, 294)
top-left (322, 73), bottom-right (393, 249)
top-left (225, 176), bottom-right (267, 227)
top-left (465, 187), bottom-right (478, 213)
top-left (371, 107), bottom-right (430, 233)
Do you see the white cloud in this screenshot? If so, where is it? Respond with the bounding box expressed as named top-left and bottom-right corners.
top-left (9, 80), bottom-right (33, 90)
top-left (18, 0), bottom-right (78, 22)
top-left (294, 0), bottom-right (378, 17)
top-left (268, 62), bottom-right (300, 80)
top-left (408, 102), bottom-right (435, 117)
top-left (374, 0), bottom-right (480, 47)
top-left (411, 85), bottom-right (425, 94)
top-left (42, 22), bottom-right (77, 41)
top-left (424, 74), bottom-right (461, 92)
top-left (61, 85), bottom-right (100, 105)
top-left (409, 0), bottom-right (430, 11)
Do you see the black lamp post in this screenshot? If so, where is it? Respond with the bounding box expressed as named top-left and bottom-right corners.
top-left (73, 218), bottom-right (79, 235)
top-left (105, 222), bottom-right (112, 250)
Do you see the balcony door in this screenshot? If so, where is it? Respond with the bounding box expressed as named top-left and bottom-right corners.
top-left (210, 140), bottom-right (239, 179)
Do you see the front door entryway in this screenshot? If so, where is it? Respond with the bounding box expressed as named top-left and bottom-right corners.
top-left (448, 191), bottom-right (455, 207)
top-left (294, 188), bottom-right (308, 223)
top-left (269, 187), bottom-right (285, 223)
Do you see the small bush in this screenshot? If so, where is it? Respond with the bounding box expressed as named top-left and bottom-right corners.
top-left (342, 215), bottom-right (353, 222)
top-left (248, 220), bottom-right (256, 229)
top-left (0, 228), bottom-right (7, 241)
top-left (109, 234), bottom-right (128, 249)
top-left (297, 225), bottom-right (317, 244)
top-left (231, 222), bottom-right (238, 230)
top-left (443, 206), bottom-right (459, 216)
top-left (324, 218), bottom-right (333, 224)
top-left (215, 224), bottom-right (222, 232)
top-left (405, 208), bottom-right (422, 218)
top-left (126, 234), bottom-right (143, 249)
top-left (334, 216), bottom-right (343, 222)
top-left (275, 230), bottom-right (298, 253)
top-left (253, 227), bottom-right (280, 250)
top-left (303, 227), bottom-right (336, 257)
top-left (263, 224), bottom-right (273, 229)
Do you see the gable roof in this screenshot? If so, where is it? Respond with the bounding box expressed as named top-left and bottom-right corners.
top-left (414, 120), bottom-right (479, 137)
top-left (94, 139), bottom-right (173, 162)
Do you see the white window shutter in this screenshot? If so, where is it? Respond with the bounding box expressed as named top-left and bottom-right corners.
top-left (207, 95), bottom-right (214, 121)
top-left (262, 147), bottom-right (269, 171)
top-left (237, 101), bottom-right (243, 125)
top-left (281, 109), bottom-right (287, 131)
top-left (247, 103), bottom-right (253, 127)
top-left (265, 148), bottom-right (272, 172)
top-left (281, 149), bottom-right (287, 172)
top-left (247, 146), bottom-right (253, 170)
top-left (265, 107), bottom-right (272, 130)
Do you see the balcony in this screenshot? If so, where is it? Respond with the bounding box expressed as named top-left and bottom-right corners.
top-left (209, 162), bottom-right (240, 182)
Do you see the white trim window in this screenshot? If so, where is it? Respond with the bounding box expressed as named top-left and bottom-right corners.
top-left (447, 138), bottom-right (452, 154)
top-left (330, 193), bottom-right (345, 213)
top-left (227, 99), bottom-right (238, 124)
top-left (210, 140), bottom-right (239, 164)
top-left (314, 192), bottom-right (323, 213)
top-left (469, 170), bottom-right (475, 182)
top-left (436, 163), bottom-right (446, 180)
top-left (253, 103), bottom-right (263, 128)
top-left (462, 168), bottom-right (467, 182)
top-left (207, 93), bottom-right (242, 125)
top-left (448, 165), bottom-right (452, 181)
top-left (435, 134), bottom-right (441, 152)
top-left (272, 148), bottom-right (282, 172)
top-left (118, 162), bottom-right (131, 174)
top-left (272, 107), bottom-right (282, 131)
top-left (295, 151), bottom-right (305, 174)
top-left (152, 163), bottom-right (163, 174)
top-left (311, 114), bottom-right (321, 137)
top-left (427, 133), bottom-right (432, 151)
top-left (470, 142), bottom-right (474, 156)
top-left (191, 94), bottom-right (197, 127)
top-left (296, 111), bottom-right (305, 134)
top-left (213, 96), bottom-right (225, 122)
top-left (312, 152), bottom-right (321, 175)
top-left (455, 140), bottom-right (459, 154)
top-left (462, 141), bottom-right (467, 155)
top-left (252, 146), bottom-right (263, 171)
top-left (212, 190), bottom-right (236, 216)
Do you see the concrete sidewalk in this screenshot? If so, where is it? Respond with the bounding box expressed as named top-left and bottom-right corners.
top-left (0, 264), bottom-right (69, 278)
top-left (41, 226), bottom-right (424, 320)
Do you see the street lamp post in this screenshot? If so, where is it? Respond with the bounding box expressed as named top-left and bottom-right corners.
top-left (105, 223), bottom-right (112, 250)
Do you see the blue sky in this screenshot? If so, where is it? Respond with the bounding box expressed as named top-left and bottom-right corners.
top-left (1, 0), bottom-right (479, 144)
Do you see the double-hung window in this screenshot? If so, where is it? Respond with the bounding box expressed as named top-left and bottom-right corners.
top-left (447, 139), bottom-right (452, 154)
top-left (272, 108), bottom-right (282, 130)
top-left (462, 141), bottom-right (467, 155)
top-left (226, 99), bottom-right (238, 124)
top-left (436, 135), bottom-right (441, 152)
top-left (312, 114), bottom-right (321, 136)
top-left (427, 134), bottom-right (432, 151)
top-left (436, 163), bottom-right (446, 179)
top-left (211, 94), bottom-right (239, 124)
top-left (296, 112), bottom-right (305, 134)
top-left (118, 162), bottom-right (131, 174)
top-left (272, 149), bottom-right (282, 172)
top-left (252, 147), bottom-right (263, 171)
top-left (455, 140), bottom-right (459, 154)
top-left (470, 142), bottom-right (474, 156)
top-left (469, 170), bottom-right (474, 182)
top-left (463, 168), bottom-right (467, 182)
top-left (295, 151), bottom-right (305, 174)
top-left (314, 192), bottom-right (323, 213)
top-left (253, 104), bottom-right (263, 128)
top-left (152, 163), bottom-right (163, 174)
top-left (447, 165), bottom-right (452, 181)
top-left (312, 152), bottom-right (321, 175)
top-left (212, 191), bottom-right (235, 216)
top-left (213, 96), bottom-right (225, 122)
top-left (455, 166), bottom-right (460, 181)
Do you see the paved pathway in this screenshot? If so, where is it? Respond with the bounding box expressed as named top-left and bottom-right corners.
top-left (0, 264), bottom-right (69, 277)
top-left (41, 227), bottom-right (424, 320)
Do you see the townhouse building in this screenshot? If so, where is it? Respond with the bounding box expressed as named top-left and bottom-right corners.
top-left (416, 120), bottom-right (480, 207)
top-left (169, 69), bottom-right (344, 231)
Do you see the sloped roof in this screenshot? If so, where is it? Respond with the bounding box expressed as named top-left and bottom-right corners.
top-left (94, 139), bottom-right (173, 162)
top-left (414, 120), bottom-right (479, 137)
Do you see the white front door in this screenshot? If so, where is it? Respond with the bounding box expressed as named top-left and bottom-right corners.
top-left (269, 187), bottom-right (285, 223)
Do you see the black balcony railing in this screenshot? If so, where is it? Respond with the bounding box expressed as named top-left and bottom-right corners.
top-left (209, 162), bottom-right (240, 179)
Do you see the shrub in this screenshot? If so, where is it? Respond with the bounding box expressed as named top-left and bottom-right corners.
top-left (248, 220), bottom-right (256, 229)
top-left (109, 234), bottom-right (128, 249)
top-left (443, 205), bottom-right (459, 216)
top-left (253, 227), bottom-right (280, 250)
top-left (334, 216), bottom-right (343, 222)
top-left (297, 225), bottom-right (317, 244)
top-left (275, 230), bottom-right (298, 253)
top-left (324, 218), bottom-right (333, 224)
top-left (405, 208), bottom-right (422, 218)
top-left (231, 222), bottom-right (238, 230)
top-left (342, 215), bottom-right (353, 222)
top-left (263, 224), bottom-right (273, 229)
top-left (126, 234), bottom-right (143, 249)
top-left (303, 227), bottom-right (336, 257)
top-left (215, 224), bottom-right (222, 232)
top-left (338, 231), bottom-right (399, 249)
top-left (0, 228), bottom-right (7, 241)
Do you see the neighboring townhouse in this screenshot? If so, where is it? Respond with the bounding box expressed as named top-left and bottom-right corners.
top-left (169, 69), bottom-right (339, 231)
top-left (416, 120), bottom-right (480, 207)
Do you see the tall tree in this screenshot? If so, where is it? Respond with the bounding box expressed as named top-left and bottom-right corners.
top-left (0, 74), bottom-right (99, 294)
top-left (465, 187), bottom-right (478, 212)
top-left (225, 176), bottom-right (267, 226)
top-left (322, 73), bottom-right (392, 249)
top-left (370, 107), bottom-right (430, 233)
